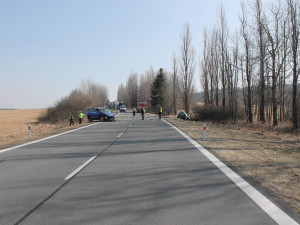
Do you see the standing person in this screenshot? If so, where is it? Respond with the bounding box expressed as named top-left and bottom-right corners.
top-left (78, 111), bottom-right (85, 124)
top-left (141, 107), bottom-right (145, 120)
top-left (133, 107), bottom-right (136, 117)
top-left (158, 106), bottom-right (162, 119)
top-left (70, 115), bottom-right (74, 126)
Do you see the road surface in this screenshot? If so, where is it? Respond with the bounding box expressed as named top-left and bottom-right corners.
top-left (0, 112), bottom-right (299, 225)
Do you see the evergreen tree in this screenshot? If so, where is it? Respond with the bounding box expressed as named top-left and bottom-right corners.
top-left (150, 68), bottom-right (167, 107)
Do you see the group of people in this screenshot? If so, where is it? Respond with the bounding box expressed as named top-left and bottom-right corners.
top-left (132, 107), bottom-right (145, 119)
top-left (70, 106), bottom-right (163, 125)
top-left (132, 106), bottom-right (163, 120)
top-left (70, 111), bottom-right (85, 126)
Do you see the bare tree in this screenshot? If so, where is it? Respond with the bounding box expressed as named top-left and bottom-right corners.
top-left (218, 4), bottom-right (229, 109)
top-left (171, 52), bottom-right (179, 114)
top-left (241, 2), bottom-right (253, 123)
top-left (211, 27), bottom-right (220, 106)
top-left (180, 23), bottom-right (196, 114)
top-left (262, 1), bottom-right (286, 126)
top-left (80, 79), bottom-right (108, 107)
top-left (254, 0), bottom-right (267, 123)
top-left (164, 72), bottom-right (174, 114)
top-left (200, 28), bottom-right (210, 106)
top-left (287, 0), bottom-right (299, 128)
top-left (141, 66), bottom-right (156, 105)
top-left (278, 17), bottom-right (289, 122)
top-left (138, 74), bottom-right (146, 103)
top-left (200, 26), bottom-right (220, 108)
top-left (117, 83), bottom-right (126, 103)
top-left (125, 73), bottom-right (138, 108)
top-left (138, 66), bottom-right (156, 111)
top-left (225, 32), bottom-right (240, 123)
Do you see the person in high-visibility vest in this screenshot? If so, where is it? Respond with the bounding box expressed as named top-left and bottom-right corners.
top-left (70, 115), bottom-right (74, 126)
top-left (141, 107), bottom-right (145, 120)
top-left (159, 106), bottom-right (162, 119)
top-left (78, 111), bottom-right (85, 124)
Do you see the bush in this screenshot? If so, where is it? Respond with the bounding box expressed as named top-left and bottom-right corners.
top-left (192, 105), bottom-right (244, 122)
top-left (38, 79), bottom-right (109, 124)
top-left (38, 91), bottom-right (93, 124)
top-left (39, 80), bottom-right (108, 124)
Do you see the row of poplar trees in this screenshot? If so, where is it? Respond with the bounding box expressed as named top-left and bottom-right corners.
top-left (200, 0), bottom-right (299, 128)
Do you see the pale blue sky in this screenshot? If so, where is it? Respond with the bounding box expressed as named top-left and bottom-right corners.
top-left (0, 0), bottom-right (242, 109)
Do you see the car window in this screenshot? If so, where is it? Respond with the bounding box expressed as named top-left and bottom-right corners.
top-left (99, 109), bottom-right (104, 112)
top-left (104, 109), bottom-right (111, 113)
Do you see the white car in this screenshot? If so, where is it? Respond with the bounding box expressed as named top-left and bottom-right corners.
top-left (119, 106), bottom-right (126, 112)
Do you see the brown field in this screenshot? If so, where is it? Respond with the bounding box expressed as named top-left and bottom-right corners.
top-left (1, 109), bottom-right (299, 215)
top-left (0, 109), bottom-right (86, 149)
top-left (165, 116), bottom-right (300, 215)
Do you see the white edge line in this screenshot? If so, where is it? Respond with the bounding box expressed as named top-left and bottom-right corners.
top-left (0, 123), bottom-right (99, 154)
top-left (64, 155), bottom-right (97, 180)
top-left (163, 119), bottom-right (299, 225)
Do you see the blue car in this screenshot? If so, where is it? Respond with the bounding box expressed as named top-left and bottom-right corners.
top-left (86, 108), bottom-right (115, 122)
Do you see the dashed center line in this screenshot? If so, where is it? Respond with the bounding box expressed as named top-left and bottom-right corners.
top-left (65, 123), bottom-right (133, 181)
top-left (117, 132), bottom-right (124, 138)
top-left (14, 118), bottom-right (136, 224)
top-left (64, 155), bottom-right (97, 180)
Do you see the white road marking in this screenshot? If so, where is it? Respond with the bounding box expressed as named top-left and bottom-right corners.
top-left (163, 119), bottom-right (299, 225)
top-left (117, 132), bottom-right (124, 138)
top-left (0, 123), bottom-right (99, 154)
top-left (64, 155), bottom-right (97, 180)
top-left (65, 122), bottom-right (131, 180)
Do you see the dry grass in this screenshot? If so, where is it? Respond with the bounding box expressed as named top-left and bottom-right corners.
top-left (0, 109), bottom-right (87, 149)
top-left (165, 116), bottom-right (300, 214)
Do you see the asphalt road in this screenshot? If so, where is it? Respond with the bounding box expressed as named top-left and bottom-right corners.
top-left (0, 112), bottom-right (299, 225)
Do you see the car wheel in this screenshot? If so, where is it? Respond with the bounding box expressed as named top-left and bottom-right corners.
top-left (100, 116), bottom-right (104, 122)
top-left (88, 117), bottom-right (93, 122)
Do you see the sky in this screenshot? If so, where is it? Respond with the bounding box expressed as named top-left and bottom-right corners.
top-left (0, 0), bottom-right (243, 109)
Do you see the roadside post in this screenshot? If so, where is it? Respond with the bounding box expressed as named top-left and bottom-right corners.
top-left (28, 123), bottom-right (31, 140)
top-left (203, 123), bottom-right (207, 141)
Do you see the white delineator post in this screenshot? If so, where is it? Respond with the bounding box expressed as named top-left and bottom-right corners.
top-left (203, 123), bottom-right (207, 140)
top-left (28, 123), bottom-right (31, 140)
